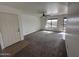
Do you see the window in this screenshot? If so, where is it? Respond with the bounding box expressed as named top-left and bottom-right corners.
top-left (45, 19), bottom-right (58, 29)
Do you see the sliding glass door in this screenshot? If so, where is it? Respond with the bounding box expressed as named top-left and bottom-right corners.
top-left (45, 18), bottom-right (58, 30)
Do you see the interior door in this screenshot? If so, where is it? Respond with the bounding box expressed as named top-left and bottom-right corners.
top-left (0, 12), bottom-right (21, 48)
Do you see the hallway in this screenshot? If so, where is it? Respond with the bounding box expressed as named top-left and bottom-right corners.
top-left (14, 30), bottom-right (67, 57)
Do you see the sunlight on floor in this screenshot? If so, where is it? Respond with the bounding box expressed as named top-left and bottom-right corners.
top-left (42, 30), bottom-right (66, 40)
top-left (42, 31), bottom-right (53, 34)
top-left (58, 32), bottom-right (66, 35)
top-left (57, 28), bottom-right (66, 40)
top-left (42, 30), bottom-right (71, 40)
top-left (58, 32), bottom-right (66, 40)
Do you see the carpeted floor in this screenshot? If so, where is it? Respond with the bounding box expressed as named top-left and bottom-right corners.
top-left (14, 31), bottom-right (67, 57)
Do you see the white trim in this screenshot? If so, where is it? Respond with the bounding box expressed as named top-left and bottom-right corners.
top-left (0, 32), bottom-right (5, 49)
top-left (18, 15), bottom-right (24, 40)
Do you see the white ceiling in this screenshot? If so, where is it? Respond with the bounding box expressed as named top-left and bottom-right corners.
top-left (68, 2), bottom-right (79, 15)
top-left (0, 2), bottom-right (68, 16)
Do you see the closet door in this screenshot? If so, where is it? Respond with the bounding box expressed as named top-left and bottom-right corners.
top-left (0, 13), bottom-right (21, 48)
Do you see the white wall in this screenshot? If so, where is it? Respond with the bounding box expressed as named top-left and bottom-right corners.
top-left (21, 14), bottom-right (41, 36)
top-left (68, 3), bottom-right (79, 16)
top-left (0, 5), bottom-right (24, 41)
top-left (40, 18), bottom-right (47, 30)
top-left (57, 16), bottom-right (64, 31)
top-left (0, 5), bottom-right (24, 49)
top-left (65, 3), bottom-right (79, 57)
top-left (65, 17), bottom-right (79, 57)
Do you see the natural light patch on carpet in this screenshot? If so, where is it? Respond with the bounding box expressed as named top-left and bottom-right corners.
top-left (42, 31), bottom-right (53, 34)
top-left (58, 32), bottom-right (66, 40)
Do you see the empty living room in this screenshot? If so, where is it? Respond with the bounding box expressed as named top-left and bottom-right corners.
top-left (0, 1), bottom-right (79, 58)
